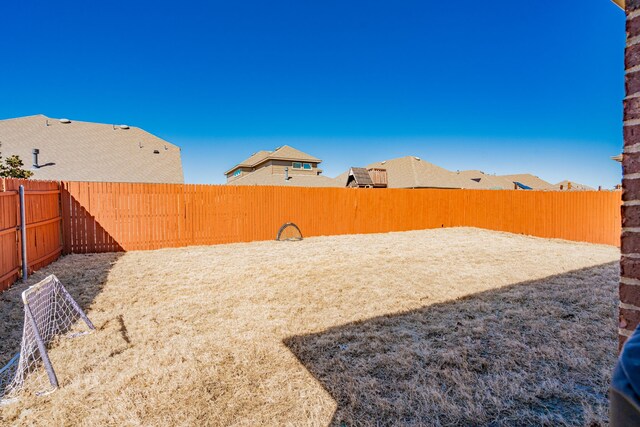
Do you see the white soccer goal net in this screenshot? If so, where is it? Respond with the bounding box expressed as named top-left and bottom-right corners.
top-left (0, 275), bottom-right (94, 403)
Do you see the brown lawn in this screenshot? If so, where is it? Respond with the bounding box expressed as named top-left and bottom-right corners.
top-left (0, 227), bottom-right (620, 426)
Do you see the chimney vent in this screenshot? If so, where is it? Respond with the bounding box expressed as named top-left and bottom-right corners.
top-left (32, 148), bottom-right (40, 169)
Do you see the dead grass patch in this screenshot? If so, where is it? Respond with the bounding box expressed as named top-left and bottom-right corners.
top-left (0, 227), bottom-right (620, 426)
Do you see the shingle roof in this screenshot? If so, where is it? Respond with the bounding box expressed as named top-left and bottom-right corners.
top-left (499, 174), bottom-right (553, 190)
top-left (0, 115), bottom-right (183, 183)
top-left (225, 145), bottom-right (321, 174)
top-left (227, 165), bottom-right (341, 187)
top-left (456, 170), bottom-right (516, 190)
top-left (337, 156), bottom-right (483, 189)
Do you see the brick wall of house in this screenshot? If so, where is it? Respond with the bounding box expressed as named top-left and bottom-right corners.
top-left (620, 0), bottom-right (640, 349)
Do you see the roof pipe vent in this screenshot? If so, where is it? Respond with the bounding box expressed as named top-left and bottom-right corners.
top-left (32, 149), bottom-right (40, 169)
top-left (59, 118), bottom-right (71, 124)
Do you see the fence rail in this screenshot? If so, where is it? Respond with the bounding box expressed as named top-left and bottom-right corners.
top-left (0, 179), bottom-right (623, 292)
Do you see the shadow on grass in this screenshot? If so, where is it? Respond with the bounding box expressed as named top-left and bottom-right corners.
top-left (0, 252), bottom-right (124, 368)
top-left (284, 262), bottom-right (619, 426)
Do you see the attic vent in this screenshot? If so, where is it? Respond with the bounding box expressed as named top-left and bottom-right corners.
top-left (59, 118), bottom-right (71, 124)
top-left (119, 124), bottom-right (129, 129)
top-left (153, 150), bottom-right (160, 154)
top-left (414, 156), bottom-right (421, 161)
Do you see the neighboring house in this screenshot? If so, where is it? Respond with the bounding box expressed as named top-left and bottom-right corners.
top-left (225, 145), bottom-right (341, 187)
top-left (336, 156), bottom-right (484, 189)
top-left (0, 114), bottom-right (183, 183)
top-left (456, 170), bottom-right (517, 190)
top-left (499, 174), bottom-right (554, 190)
top-left (551, 180), bottom-right (595, 191)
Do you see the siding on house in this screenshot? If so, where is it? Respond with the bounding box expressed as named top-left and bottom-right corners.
top-left (225, 145), bottom-right (336, 187)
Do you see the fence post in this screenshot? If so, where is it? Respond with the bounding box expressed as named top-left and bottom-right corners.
top-left (19, 185), bottom-right (28, 283)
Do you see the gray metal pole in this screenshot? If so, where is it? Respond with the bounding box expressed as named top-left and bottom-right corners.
top-left (19, 185), bottom-right (27, 283)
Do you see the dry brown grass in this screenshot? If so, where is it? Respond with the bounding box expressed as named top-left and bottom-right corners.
top-left (0, 227), bottom-right (620, 426)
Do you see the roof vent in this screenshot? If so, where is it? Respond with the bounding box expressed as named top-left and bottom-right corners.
top-left (59, 118), bottom-right (71, 124)
top-left (381, 161), bottom-right (386, 165)
top-left (153, 150), bottom-right (160, 154)
top-left (414, 156), bottom-right (421, 161)
top-left (119, 124), bottom-right (129, 129)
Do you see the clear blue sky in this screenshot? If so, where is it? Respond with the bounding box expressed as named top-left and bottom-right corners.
top-left (0, 0), bottom-right (626, 188)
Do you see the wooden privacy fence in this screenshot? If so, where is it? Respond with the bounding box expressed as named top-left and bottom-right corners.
top-left (59, 181), bottom-right (622, 253)
top-left (0, 179), bottom-right (622, 291)
top-left (0, 179), bottom-right (62, 291)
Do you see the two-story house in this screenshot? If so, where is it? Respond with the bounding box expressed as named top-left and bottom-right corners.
top-left (225, 145), bottom-right (341, 187)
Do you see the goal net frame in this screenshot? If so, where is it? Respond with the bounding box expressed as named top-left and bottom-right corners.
top-left (0, 274), bottom-right (95, 403)
top-left (276, 222), bottom-right (303, 241)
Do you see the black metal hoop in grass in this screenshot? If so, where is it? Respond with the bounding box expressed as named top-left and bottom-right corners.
top-left (276, 222), bottom-right (303, 241)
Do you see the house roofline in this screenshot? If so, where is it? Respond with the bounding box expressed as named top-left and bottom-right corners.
top-left (224, 156), bottom-right (323, 175)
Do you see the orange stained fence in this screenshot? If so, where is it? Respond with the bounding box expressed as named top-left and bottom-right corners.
top-left (59, 181), bottom-right (622, 253)
top-left (0, 179), bottom-right (62, 291)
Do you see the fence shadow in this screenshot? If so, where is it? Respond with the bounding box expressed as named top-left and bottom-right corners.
top-left (284, 262), bottom-right (618, 426)
top-left (0, 252), bottom-right (123, 369)
top-left (62, 188), bottom-right (125, 254)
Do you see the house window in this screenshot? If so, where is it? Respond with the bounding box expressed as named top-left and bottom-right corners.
top-left (303, 163), bottom-right (312, 170)
top-left (292, 162), bottom-right (302, 169)
top-left (232, 169), bottom-right (241, 177)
